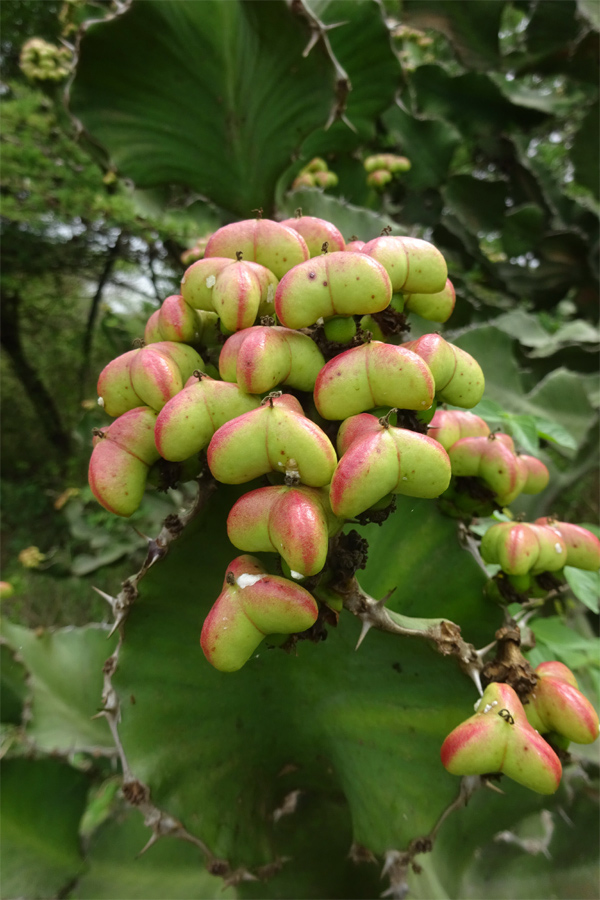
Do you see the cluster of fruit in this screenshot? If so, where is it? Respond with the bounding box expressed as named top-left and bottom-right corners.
top-left (442, 661), bottom-right (599, 795)
top-left (363, 153), bottom-right (411, 189)
top-left (19, 37), bottom-right (72, 82)
top-left (291, 157), bottom-right (339, 191)
top-left (89, 212), bottom-right (599, 792)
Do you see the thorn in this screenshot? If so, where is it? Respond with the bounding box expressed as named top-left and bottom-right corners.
top-left (355, 617), bottom-right (373, 650)
top-left (484, 779), bottom-right (505, 795)
top-left (90, 710), bottom-right (108, 721)
top-left (107, 616), bottom-right (123, 639)
top-left (376, 587), bottom-right (396, 607)
top-left (93, 586), bottom-right (118, 608)
top-left (137, 832), bottom-right (160, 857)
top-left (132, 527), bottom-right (152, 543)
top-left (222, 868), bottom-right (259, 888)
top-left (302, 30), bottom-right (320, 57)
top-left (469, 665), bottom-right (484, 697)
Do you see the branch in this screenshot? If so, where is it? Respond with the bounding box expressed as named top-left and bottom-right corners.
top-left (341, 577), bottom-right (483, 694)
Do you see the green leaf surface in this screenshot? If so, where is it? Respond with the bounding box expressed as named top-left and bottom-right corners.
top-left (427, 784), bottom-right (599, 900)
top-left (443, 175), bottom-right (507, 235)
top-left (107, 487), bottom-right (500, 893)
top-left (279, 190), bottom-right (402, 241)
top-left (0, 642), bottom-right (27, 725)
top-left (403, 0), bottom-right (505, 71)
top-left (1, 757), bottom-right (88, 900)
top-left (69, 0), bottom-right (334, 216)
top-left (501, 204), bottom-right (546, 258)
top-left (572, 102), bottom-right (600, 199)
top-left (0, 621), bottom-right (117, 754)
top-left (382, 104), bottom-right (461, 191)
top-left (529, 617), bottom-right (600, 671)
top-left (453, 326), bottom-right (596, 453)
top-left (564, 566), bottom-right (600, 614)
top-left (75, 810), bottom-right (235, 900)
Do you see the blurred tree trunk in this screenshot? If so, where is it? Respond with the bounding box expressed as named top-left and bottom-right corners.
top-left (1, 289), bottom-right (72, 459)
top-left (79, 230), bottom-right (122, 396)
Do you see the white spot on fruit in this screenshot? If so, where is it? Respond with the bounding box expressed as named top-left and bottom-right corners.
top-left (206, 275), bottom-right (216, 289)
top-left (555, 543), bottom-right (563, 553)
top-left (267, 284), bottom-right (275, 303)
top-left (290, 570), bottom-right (304, 580)
top-left (236, 573), bottom-right (265, 589)
top-left (98, 396), bottom-right (105, 407)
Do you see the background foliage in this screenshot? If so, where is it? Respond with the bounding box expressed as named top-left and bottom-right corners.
top-left (1, 1), bottom-right (598, 898)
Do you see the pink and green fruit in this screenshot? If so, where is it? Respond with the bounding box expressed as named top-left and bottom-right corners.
top-left (525, 662), bottom-right (599, 745)
top-left (200, 555), bottom-right (319, 672)
top-left (441, 682), bottom-right (562, 795)
top-left (314, 341), bottom-right (435, 421)
top-left (275, 251), bottom-right (391, 329)
top-left (207, 394), bottom-right (337, 487)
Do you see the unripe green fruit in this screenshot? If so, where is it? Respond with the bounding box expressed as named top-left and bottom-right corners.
top-left (358, 315), bottom-right (386, 342)
top-left (306, 157), bottom-right (328, 173)
top-left (390, 293), bottom-right (405, 313)
top-left (404, 279), bottom-right (456, 324)
top-left (218, 326), bottom-right (325, 394)
top-left (441, 682), bottom-right (562, 795)
top-left (507, 573), bottom-right (532, 593)
top-left (367, 169), bottom-right (392, 188)
top-left (448, 434), bottom-right (524, 502)
top-left (313, 170), bottom-right (338, 188)
top-left (207, 394), bottom-right (337, 487)
top-left (204, 219), bottom-right (309, 279)
top-left (314, 341), bottom-right (435, 421)
top-left (97, 349), bottom-right (144, 417)
top-left (275, 251), bottom-right (392, 329)
top-left (323, 316), bottom-right (357, 343)
top-left (200, 555), bottom-right (319, 672)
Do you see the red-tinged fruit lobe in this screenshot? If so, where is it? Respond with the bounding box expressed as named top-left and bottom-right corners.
top-left (227, 485), bottom-right (339, 576)
top-left (404, 334), bottom-right (484, 409)
top-left (204, 219), bottom-right (309, 279)
top-left (346, 239), bottom-right (366, 252)
top-left (88, 407), bottom-right (160, 517)
top-left (219, 326), bottom-right (325, 394)
top-left (154, 377), bottom-right (260, 461)
top-left (129, 342), bottom-right (205, 412)
top-left (158, 294), bottom-right (198, 343)
top-left (367, 169), bottom-right (392, 188)
top-left (518, 455), bottom-right (550, 495)
top-left (362, 236), bottom-right (447, 294)
top-left (144, 309), bottom-right (163, 344)
top-left (97, 349), bottom-right (143, 417)
top-left (207, 394), bottom-right (337, 487)
top-left (440, 682), bottom-right (562, 795)
top-left (404, 278), bottom-right (456, 323)
top-left (525, 662), bottom-right (600, 744)
top-left (275, 251), bottom-right (392, 329)
top-left (314, 341), bottom-right (435, 421)
top-left (200, 555), bottom-right (319, 672)
top-left (534, 519), bottom-right (600, 571)
top-left (427, 409), bottom-right (490, 451)
top-left (211, 260), bottom-right (263, 332)
top-left (280, 215), bottom-right (345, 257)
top-left (330, 417), bottom-right (451, 518)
